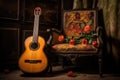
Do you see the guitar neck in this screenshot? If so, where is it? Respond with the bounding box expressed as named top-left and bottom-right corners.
top-left (32, 15), bottom-right (40, 43)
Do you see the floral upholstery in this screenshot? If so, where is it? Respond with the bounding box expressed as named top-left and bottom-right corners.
top-left (51, 10), bottom-right (99, 53)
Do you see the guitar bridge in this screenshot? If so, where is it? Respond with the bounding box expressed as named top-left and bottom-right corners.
top-left (25, 60), bottom-right (42, 64)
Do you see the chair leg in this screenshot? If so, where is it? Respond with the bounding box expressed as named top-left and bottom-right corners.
top-left (99, 58), bottom-right (102, 77)
top-left (98, 50), bottom-right (103, 77)
top-left (48, 63), bottom-right (53, 73)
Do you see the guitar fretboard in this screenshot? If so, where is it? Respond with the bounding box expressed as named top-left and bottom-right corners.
top-left (33, 10), bottom-right (41, 43)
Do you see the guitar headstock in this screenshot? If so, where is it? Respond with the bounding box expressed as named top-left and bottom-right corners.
top-left (34, 7), bottom-right (41, 16)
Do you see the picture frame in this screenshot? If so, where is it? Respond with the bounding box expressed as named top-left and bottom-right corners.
top-left (62, 10), bottom-right (97, 38)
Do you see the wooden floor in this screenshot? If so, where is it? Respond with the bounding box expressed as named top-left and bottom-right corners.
top-left (0, 66), bottom-right (120, 80)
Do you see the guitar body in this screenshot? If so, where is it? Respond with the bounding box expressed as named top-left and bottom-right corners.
top-left (19, 36), bottom-right (48, 73)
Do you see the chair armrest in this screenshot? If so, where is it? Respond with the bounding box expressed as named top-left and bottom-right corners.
top-left (46, 28), bottom-right (62, 46)
top-left (51, 28), bottom-right (62, 35)
top-left (96, 26), bottom-right (103, 48)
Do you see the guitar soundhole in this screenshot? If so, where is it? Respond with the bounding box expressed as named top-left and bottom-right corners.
top-left (30, 42), bottom-right (39, 50)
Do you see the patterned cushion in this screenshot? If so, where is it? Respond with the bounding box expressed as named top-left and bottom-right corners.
top-left (52, 43), bottom-right (97, 51)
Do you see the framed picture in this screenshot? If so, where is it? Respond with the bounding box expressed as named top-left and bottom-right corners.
top-left (63, 10), bottom-right (97, 38)
top-left (0, 0), bottom-right (19, 20)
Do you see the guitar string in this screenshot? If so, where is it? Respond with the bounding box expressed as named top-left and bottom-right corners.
top-left (31, 13), bottom-right (40, 72)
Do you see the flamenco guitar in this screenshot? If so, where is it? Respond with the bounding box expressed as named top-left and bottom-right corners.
top-left (18, 7), bottom-right (48, 73)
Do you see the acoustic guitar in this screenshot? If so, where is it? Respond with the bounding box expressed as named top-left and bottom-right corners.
top-left (18, 7), bottom-right (48, 74)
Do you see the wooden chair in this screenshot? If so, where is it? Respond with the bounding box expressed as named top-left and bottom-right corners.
top-left (48, 9), bottom-right (103, 77)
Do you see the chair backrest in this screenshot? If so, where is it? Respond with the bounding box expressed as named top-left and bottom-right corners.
top-left (62, 10), bottom-right (98, 44)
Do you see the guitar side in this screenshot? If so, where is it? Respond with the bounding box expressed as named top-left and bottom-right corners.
top-left (18, 36), bottom-right (48, 73)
